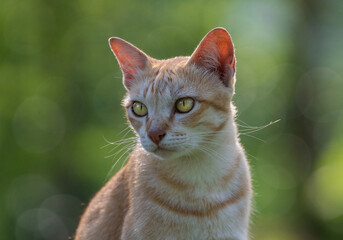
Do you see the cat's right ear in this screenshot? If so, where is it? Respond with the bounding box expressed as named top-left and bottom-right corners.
top-left (109, 37), bottom-right (150, 89)
top-left (188, 28), bottom-right (236, 88)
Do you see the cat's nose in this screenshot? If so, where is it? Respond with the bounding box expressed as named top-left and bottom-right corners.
top-left (148, 129), bottom-right (166, 145)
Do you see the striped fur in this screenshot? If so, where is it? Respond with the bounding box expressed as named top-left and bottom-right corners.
top-left (75, 28), bottom-right (252, 240)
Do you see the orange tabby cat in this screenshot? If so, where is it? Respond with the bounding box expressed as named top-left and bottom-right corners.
top-left (75, 27), bottom-right (252, 240)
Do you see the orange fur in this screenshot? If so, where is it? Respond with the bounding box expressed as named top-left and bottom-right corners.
top-left (75, 28), bottom-right (252, 240)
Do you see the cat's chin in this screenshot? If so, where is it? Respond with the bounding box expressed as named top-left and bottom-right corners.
top-left (146, 147), bottom-right (185, 161)
top-left (150, 148), bottom-right (175, 160)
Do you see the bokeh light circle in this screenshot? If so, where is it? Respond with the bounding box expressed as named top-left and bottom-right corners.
top-left (12, 96), bottom-right (65, 153)
top-left (6, 174), bottom-right (58, 218)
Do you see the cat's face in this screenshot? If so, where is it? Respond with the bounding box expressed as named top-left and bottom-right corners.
top-left (123, 59), bottom-right (232, 159)
top-left (110, 28), bottom-right (236, 160)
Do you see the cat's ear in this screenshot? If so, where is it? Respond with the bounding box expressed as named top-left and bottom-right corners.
top-left (109, 37), bottom-right (150, 89)
top-left (188, 28), bottom-right (236, 87)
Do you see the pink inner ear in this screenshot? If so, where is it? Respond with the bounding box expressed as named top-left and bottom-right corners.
top-left (109, 37), bottom-right (149, 89)
top-left (119, 53), bottom-right (145, 85)
top-left (189, 28), bottom-right (235, 87)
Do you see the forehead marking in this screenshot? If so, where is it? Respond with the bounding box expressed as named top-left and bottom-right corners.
top-left (150, 78), bottom-right (155, 95)
top-left (143, 84), bottom-right (149, 98)
top-left (197, 99), bottom-right (229, 113)
top-left (150, 66), bottom-right (175, 96)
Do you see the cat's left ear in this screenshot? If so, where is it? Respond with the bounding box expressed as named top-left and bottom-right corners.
top-left (188, 28), bottom-right (236, 88)
top-left (109, 37), bottom-right (150, 89)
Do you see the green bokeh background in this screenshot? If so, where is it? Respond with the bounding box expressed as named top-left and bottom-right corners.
top-left (1, 0), bottom-right (343, 239)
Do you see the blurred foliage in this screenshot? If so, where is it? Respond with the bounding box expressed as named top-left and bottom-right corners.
top-left (1, 0), bottom-right (343, 239)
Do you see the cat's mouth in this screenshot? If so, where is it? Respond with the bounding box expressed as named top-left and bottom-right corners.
top-left (149, 146), bottom-right (179, 160)
top-left (155, 146), bottom-right (175, 152)
top-left (141, 140), bottom-right (183, 159)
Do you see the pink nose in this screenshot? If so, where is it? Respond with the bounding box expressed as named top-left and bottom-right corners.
top-left (148, 129), bottom-right (166, 145)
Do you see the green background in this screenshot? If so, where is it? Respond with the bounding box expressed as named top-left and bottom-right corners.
top-left (1, 0), bottom-right (343, 239)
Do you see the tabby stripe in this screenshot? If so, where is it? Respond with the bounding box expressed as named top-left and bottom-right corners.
top-left (150, 80), bottom-right (155, 94)
top-left (160, 81), bottom-right (168, 94)
top-left (180, 104), bottom-right (210, 126)
top-left (128, 116), bottom-right (142, 129)
top-left (215, 119), bottom-right (228, 131)
top-left (148, 179), bottom-right (248, 217)
top-left (196, 118), bottom-right (228, 132)
top-left (156, 170), bottom-right (190, 191)
top-left (190, 117), bottom-right (228, 133)
top-left (197, 99), bottom-right (229, 113)
top-left (143, 85), bottom-right (149, 98)
top-left (218, 154), bottom-right (241, 188)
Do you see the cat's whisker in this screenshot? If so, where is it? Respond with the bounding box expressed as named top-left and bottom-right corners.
top-left (104, 144), bottom-right (137, 182)
top-left (120, 153), bottom-right (131, 169)
top-left (110, 142), bottom-right (137, 158)
top-left (239, 133), bottom-right (266, 143)
top-left (101, 137), bottom-right (138, 149)
top-left (235, 118), bottom-right (252, 126)
top-left (117, 126), bottom-right (132, 136)
top-left (245, 152), bottom-right (259, 161)
top-left (237, 119), bottom-right (280, 130)
top-left (115, 145), bottom-right (136, 170)
top-left (107, 139), bottom-right (138, 154)
top-left (238, 128), bottom-right (267, 134)
top-left (191, 134), bottom-right (229, 144)
top-left (196, 146), bottom-right (227, 164)
top-left (237, 125), bottom-right (263, 130)
top-left (236, 122), bottom-right (262, 129)
top-left (238, 120), bottom-right (280, 135)
top-left (196, 140), bottom-right (225, 147)
top-left (120, 126), bottom-right (134, 139)
top-left (102, 140), bottom-right (134, 152)
top-left (191, 120), bottom-right (279, 143)
top-left (105, 137), bottom-right (137, 147)
top-left (191, 135), bottom-right (221, 144)
top-left (105, 142), bottom-right (137, 159)
top-left (102, 136), bottom-right (117, 148)
top-left (200, 145), bottom-right (229, 162)
top-left (184, 141), bottom-right (228, 163)
top-left (105, 136), bottom-right (138, 145)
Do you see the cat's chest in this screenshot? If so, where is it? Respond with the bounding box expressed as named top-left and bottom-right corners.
top-left (126, 177), bottom-right (250, 239)
top-left (128, 196), bottom-right (248, 240)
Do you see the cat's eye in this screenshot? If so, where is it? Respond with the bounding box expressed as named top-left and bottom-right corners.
top-left (175, 97), bottom-right (194, 113)
top-left (132, 101), bottom-right (148, 117)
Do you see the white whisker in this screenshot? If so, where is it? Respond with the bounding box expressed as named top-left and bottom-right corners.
top-left (237, 119), bottom-right (280, 132)
top-left (117, 125), bottom-right (132, 136)
top-left (101, 137), bottom-right (138, 149)
top-left (105, 142), bottom-right (136, 159)
top-left (104, 143), bottom-right (136, 182)
top-left (106, 139), bottom-right (137, 154)
top-left (239, 133), bottom-right (266, 143)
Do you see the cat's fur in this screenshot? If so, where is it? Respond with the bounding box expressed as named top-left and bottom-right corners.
top-left (75, 28), bottom-right (252, 240)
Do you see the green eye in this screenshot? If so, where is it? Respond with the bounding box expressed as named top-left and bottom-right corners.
top-left (176, 97), bottom-right (194, 113)
top-left (132, 101), bottom-right (148, 117)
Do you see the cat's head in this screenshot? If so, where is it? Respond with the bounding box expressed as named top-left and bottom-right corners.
top-left (109, 28), bottom-right (237, 160)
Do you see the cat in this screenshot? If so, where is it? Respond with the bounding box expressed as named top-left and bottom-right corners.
top-left (75, 27), bottom-right (252, 240)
